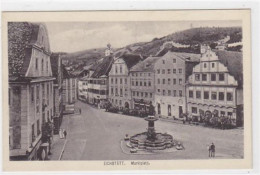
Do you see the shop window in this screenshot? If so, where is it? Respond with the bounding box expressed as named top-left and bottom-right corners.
top-left (192, 107), bottom-right (197, 114)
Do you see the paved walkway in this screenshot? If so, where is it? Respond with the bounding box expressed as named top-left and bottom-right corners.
top-left (48, 115), bottom-right (70, 160)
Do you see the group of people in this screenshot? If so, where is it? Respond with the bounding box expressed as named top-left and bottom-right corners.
top-left (208, 143), bottom-right (216, 157)
top-left (59, 128), bottom-right (67, 139)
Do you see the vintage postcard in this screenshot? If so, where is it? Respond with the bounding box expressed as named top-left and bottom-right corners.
top-left (2, 10), bottom-right (252, 171)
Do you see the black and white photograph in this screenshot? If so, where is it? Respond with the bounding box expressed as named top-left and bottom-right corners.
top-left (2, 10), bottom-right (252, 171)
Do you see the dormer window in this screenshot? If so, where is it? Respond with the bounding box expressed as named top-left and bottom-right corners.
top-left (42, 59), bottom-right (44, 72)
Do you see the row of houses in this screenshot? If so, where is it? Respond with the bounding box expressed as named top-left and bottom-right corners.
top-left (79, 44), bottom-right (243, 126)
top-left (8, 22), bottom-right (82, 160)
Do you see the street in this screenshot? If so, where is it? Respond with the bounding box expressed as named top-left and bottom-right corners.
top-left (59, 101), bottom-right (243, 160)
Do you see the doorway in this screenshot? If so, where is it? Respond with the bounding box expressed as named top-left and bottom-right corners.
top-left (157, 103), bottom-right (161, 115)
top-left (179, 106), bottom-right (183, 118)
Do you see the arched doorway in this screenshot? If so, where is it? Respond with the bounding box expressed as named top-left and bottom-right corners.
top-left (125, 102), bottom-right (129, 109)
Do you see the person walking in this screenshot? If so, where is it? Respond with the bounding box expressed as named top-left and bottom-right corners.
top-left (207, 144), bottom-right (211, 157)
top-left (63, 129), bottom-right (67, 139)
top-left (210, 143), bottom-right (215, 157)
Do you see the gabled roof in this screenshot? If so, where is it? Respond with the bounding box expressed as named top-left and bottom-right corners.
top-left (130, 56), bottom-right (161, 72)
top-left (8, 22), bottom-right (50, 77)
top-left (213, 50), bottom-right (243, 88)
top-left (118, 54), bottom-right (142, 70)
top-left (162, 51), bottom-right (201, 62)
top-left (91, 56), bottom-right (114, 78)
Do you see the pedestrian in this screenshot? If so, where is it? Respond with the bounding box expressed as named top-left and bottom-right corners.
top-left (63, 129), bottom-right (67, 139)
top-left (210, 143), bottom-right (215, 157)
top-left (59, 129), bottom-right (63, 139)
top-left (207, 144), bottom-right (211, 157)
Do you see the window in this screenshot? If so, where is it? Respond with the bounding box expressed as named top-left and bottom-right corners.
top-left (212, 62), bottom-right (215, 68)
top-left (173, 69), bottom-right (176, 74)
top-left (192, 107), bottom-right (197, 114)
top-left (31, 87), bottom-right (34, 103)
top-left (173, 59), bottom-right (176, 63)
top-left (136, 81), bottom-right (138, 86)
top-left (140, 81), bottom-right (143, 86)
top-left (148, 81), bottom-right (151, 86)
top-left (162, 69), bottom-right (165, 74)
top-left (219, 73), bottom-right (225, 81)
top-left (157, 79), bottom-right (160, 84)
top-left (202, 74), bottom-right (207, 81)
top-left (189, 90), bottom-right (193, 98)
top-left (137, 92), bottom-right (139, 97)
top-left (111, 88), bottom-right (114, 95)
top-left (173, 90), bottom-right (176, 97)
top-left (163, 79), bottom-right (165, 84)
top-left (145, 92), bottom-right (148, 97)
top-left (211, 92), bottom-right (217, 100)
top-left (111, 78), bottom-right (113, 84)
top-left (157, 69), bottom-right (160, 74)
top-left (163, 90), bottom-right (166, 96)
top-left (162, 60), bottom-right (165, 64)
top-left (179, 68), bottom-right (182, 74)
top-left (120, 65), bottom-right (122, 73)
top-left (41, 59), bottom-right (44, 72)
top-left (227, 92), bottom-right (233, 101)
top-left (179, 90), bottom-right (182, 97)
top-left (144, 82), bottom-right (147, 86)
top-left (141, 92), bottom-right (143, 97)
top-left (115, 65), bottom-right (118, 73)
top-left (168, 90), bottom-right (171, 96)
top-left (120, 89), bottom-right (123, 96)
top-left (204, 63), bottom-right (207, 68)
top-left (219, 92), bottom-right (224, 101)
top-left (167, 69), bottom-right (171, 74)
top-left (168, 78), bottom-right (171, 85)
top-left (204, 91), bottom-right (209, 99)
top-left (46, 61), bottom-right (48, 72)
top-left (211, 74), bottom-right (216, 81)
top-left (195, 74), bottom-right (200, 81)
top-left (179, 79), bottom-right (182, 85)
top-left (115, 88), bottom-right (118, 95)
top-left (150, 93), bottom-right (152, 98)
top-left (140, 73), bottom-right (142, 76)
top-left (35, 58), bottom-right (38, 70)
top-left (120, 78), bottom-right (122, 84)
top-left (115, 78), bottom-right (118, 84)
top-left (196, 91), bottom-right (201, 99)
top-left (148, 73), bottom-right (151, 76)
top-left (157, 89), bottom-right (160, 93)
top-left (173, 79), bottom-right (176, 85)
top-left (132, 81), bottom-right (134, 86)
top-left (125, 78), bottom-right (127, 84)
top-left (228, 112), bottom-right (233, 117)
top-left (221, 111), bottom-right (225, 116)
top-left (132, 91), bottom-right (135, 96)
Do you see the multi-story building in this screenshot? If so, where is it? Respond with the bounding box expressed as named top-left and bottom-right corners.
top-left (78, 75), bottom-right (89, 101)
top-left (62, 67), bottom-right (77, 105)
top-left (108, 54), bottom-right (142, 109)
top-left (87, 56), bottom-right (114, 106)
top-left (186, 49), bottom-right (243, 126)
top-left (129, 56), bottom-right (161, 110)
top-left (50, 53), bottom-right (63, 134)
top-left (8, 22), bottom-right (55, 160)
top-left (154, 51), bottom-right (200, 119)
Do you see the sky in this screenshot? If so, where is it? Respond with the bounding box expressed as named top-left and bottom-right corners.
top-left (45, 21), bottom-right (241, 53)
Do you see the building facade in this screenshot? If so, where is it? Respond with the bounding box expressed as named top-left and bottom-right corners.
top-left (186, 49), bottom-right (243, 126)
top-left (9, 22), bottom-right (54, 160)
top-left (50, 53), bottom-right (63, 134)
top-left (154, 51), bottom-right (200, 119)
top-left (78, 75), bottom-right (89, 101)
top-left (129, 56), bottom-right (161, 110)
top-left (62, 67), bottom-right (77, 105)
top-left (108, 54), bottom-right (141, 109)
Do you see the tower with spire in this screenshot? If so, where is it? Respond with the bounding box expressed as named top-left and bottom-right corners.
top-left (105, 43), bottom-right (113, 56)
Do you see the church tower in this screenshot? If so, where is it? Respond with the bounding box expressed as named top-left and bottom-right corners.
top-left (105, 43), bottom-right (113, 56)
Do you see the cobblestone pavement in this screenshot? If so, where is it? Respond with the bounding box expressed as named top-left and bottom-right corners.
top-left (59, 101), bottom-right (243, 160)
